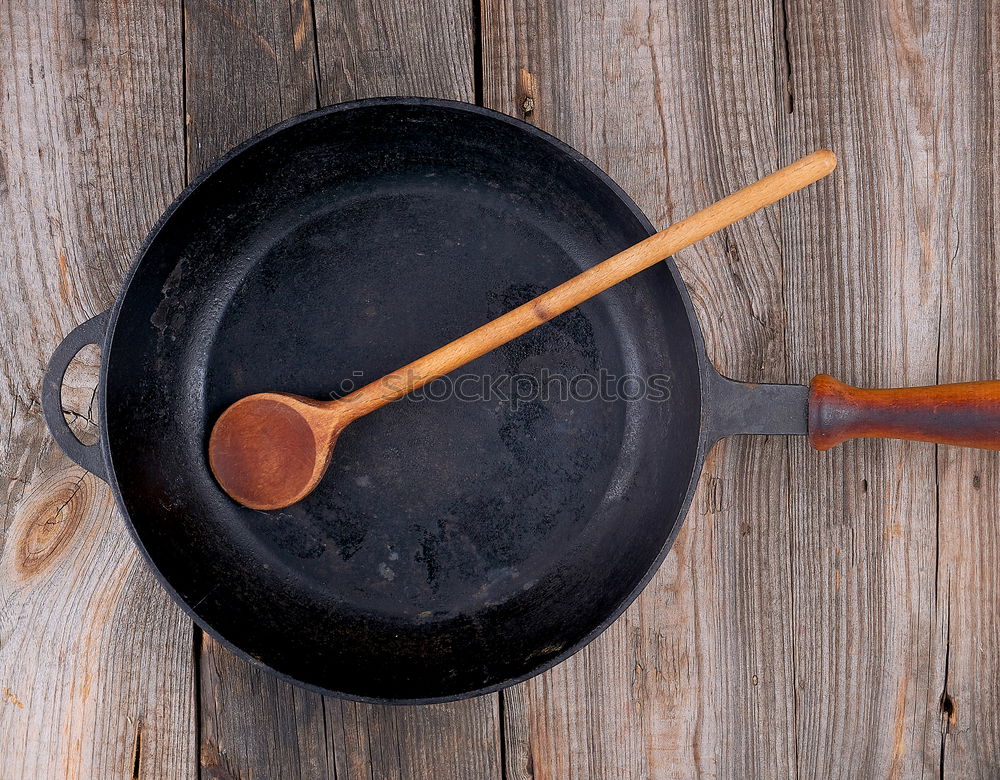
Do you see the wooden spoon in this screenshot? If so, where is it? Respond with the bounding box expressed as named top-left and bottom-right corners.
top-left (208, 150), bottom-right (837, 509)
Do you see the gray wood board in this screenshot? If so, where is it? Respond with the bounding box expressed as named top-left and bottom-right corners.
top-left (0, 1), bottom-right (195, 778)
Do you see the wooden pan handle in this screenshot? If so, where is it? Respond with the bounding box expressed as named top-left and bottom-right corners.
top-left (340, 150), bottom-right (838, 418)
top-left (809, 374), bottom-right (1000, 450)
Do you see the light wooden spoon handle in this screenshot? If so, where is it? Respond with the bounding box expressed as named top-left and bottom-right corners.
top-left (338, 150), bottom-right (837, 419)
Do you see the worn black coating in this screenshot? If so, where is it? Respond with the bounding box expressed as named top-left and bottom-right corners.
top-left (42, 98), bottom-right (806, 703)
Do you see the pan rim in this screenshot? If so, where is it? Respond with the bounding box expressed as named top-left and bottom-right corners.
top-left (97, 96), bottom-right (714, 704)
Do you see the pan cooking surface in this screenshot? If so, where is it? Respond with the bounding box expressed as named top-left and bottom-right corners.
top-left (209, 186), bottom-right (630, 615)
top-left (105, 100), bottom-right (703, 700)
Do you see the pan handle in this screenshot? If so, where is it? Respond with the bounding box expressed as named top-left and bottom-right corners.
top-left (42, 310), bottom-right (110, 480)
top-left (704, 369), bottom-right (1000, 451)
top-left (809, 374), bottom-right (1000, 450)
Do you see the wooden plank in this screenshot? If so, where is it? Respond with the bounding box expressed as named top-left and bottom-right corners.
top-left (325, 699), bottom-right (501, 779)
top-left (313, 0), bottom-right (474, 103)
top-left (186, 2), bottom-right (499, 777)
top-left (0, 1), bottom-right (195, 778)
top-left (778, 0), bottom-right (983, 774)
top-left (199, 641), bottom-right (335, 778)
top-left (933, 1), bottom-right (1000, 774)
top-left (184, 0), bottom-right (319, 177)
top-left (482, 1), bottom-right (799, 776)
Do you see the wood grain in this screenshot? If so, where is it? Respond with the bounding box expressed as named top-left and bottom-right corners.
top-left (324, 699), bottom-right (501, 779)
top-left (0, 0), bottom-right (195, 777)
top-left (483, 0), bottom-right (800, 776)
top-left (185, 1), bottom-right (500, 777)
top-left (183, 0), bottom-right (320, 177)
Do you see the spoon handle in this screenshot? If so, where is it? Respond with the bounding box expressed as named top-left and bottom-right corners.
top-left (338, 149), bottom-right (837, 419)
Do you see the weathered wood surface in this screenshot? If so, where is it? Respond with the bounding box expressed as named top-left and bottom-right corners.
top-left (0, 1), bottom-right (196, 779)
top-left (3, 0), bottom-right (1000, 777)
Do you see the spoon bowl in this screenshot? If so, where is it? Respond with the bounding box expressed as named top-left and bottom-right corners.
top-left (208, 392), bottom-right (346, 510)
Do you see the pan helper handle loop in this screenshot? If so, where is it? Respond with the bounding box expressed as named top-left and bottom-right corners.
top-left (42, 310), bottom-right (111, 480)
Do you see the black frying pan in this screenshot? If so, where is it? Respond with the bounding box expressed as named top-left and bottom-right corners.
top-left (42, 98), bottom-right (1000, 703)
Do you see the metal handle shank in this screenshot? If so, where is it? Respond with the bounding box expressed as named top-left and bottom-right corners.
top-left (704, 370), bottom-right (809, 445)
